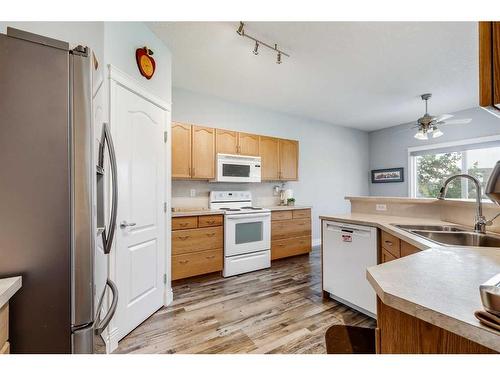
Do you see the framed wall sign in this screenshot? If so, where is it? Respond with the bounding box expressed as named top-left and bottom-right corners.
top-left (371, 167), bottom-right (404, 183)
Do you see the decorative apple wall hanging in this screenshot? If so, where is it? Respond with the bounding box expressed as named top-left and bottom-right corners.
top-left (135, 46), bottom-right (156, 80)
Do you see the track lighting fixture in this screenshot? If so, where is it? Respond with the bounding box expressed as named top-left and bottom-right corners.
top-left (236, 22), bottom-right (290, 64)
top-left (253, 41), bottom-right (259, 55)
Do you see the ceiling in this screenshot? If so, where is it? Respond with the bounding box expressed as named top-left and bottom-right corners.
top-left (149, 22), bottom-right (478, 131)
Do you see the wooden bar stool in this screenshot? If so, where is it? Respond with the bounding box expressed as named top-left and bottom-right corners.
top-left (325, 325), bottom-right (376, 354)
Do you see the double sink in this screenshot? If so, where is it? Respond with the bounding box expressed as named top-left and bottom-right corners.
top-left (395, 224), bottom-right (500, 248)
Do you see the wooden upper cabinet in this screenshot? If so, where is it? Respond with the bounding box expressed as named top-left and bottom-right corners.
top-left (191, 125), bottom-right (215, 179)
top-left (479, 22), bottom-right (500, 108)
top-left (279, 139), bottom-right (298, 180)
top-left (259, 136), bottom-right (280, 180)
top-left (216, 129), bottom-right (238, 155)
top-left (238, 132), bottom-right (260, 156)
top-left (172, 122), bottom-right (192, 179)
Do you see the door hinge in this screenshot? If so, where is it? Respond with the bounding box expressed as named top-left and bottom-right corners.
top-left (163, 274), bottom-right (167, 284)
top-left (163, 202), bottom-right (167, 213)
top-left (164, 131), bottom-right (168, 143)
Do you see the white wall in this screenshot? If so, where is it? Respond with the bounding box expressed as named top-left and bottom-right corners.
top-left (369, 107), bottom-right (500, 197)
top-left (172, 87), bottom-right (370, 243)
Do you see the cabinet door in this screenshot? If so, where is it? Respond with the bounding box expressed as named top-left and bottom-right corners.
top-left (238, 132), bottom-right (260, 156)
top-left (192, 125), bottom-right (215, 179)
top-left (216, 129), bottom-right (238, 155)
top-left (172, 122), bottom-right (192, 179)
top-left (279, 139), bottom-right (298, 180)
top-left (259, 136), bottom-right (280, 180)
top-left (479, 21), bottom-right (500, 108)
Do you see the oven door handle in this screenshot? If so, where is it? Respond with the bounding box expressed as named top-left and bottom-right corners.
top-left (225, 213), bottom-right (271, 220)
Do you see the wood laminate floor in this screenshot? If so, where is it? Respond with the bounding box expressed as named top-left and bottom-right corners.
top-left (115, 247), bottom-right (375, 354)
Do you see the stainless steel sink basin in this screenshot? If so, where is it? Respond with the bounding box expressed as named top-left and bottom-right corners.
top-left (412, 231), bottom-right (500, 248)
top-left (395, 224), bottom-right (468, 232)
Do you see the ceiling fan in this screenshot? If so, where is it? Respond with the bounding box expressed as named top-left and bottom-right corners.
top-left (413, 93), bottom-right (472, 140)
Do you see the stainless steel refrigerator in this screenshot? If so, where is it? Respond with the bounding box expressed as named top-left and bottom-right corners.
top-left (0, 28), bottom-right (118, 353)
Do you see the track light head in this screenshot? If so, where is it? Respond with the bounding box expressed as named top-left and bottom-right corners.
top-left (237, 22), bottom-right (244, 36)
top-left (276, 51), bottom-right (282, 64)
top-left (253, 41), bottom-right (259, 55)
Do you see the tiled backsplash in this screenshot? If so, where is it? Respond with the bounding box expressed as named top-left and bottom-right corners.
top-left (172, 180), bottom-right (284, 209)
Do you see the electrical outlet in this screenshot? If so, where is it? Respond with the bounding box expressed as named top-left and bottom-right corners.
top-left (190, 189), bottom-right (196, 197)
top-left (376, 204), bottom-right (387, 211)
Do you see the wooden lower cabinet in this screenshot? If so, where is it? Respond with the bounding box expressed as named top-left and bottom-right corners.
top-left (377, 299), bottom-right (496, 354)
top-left (380, 230), bottom-right (421, 264)
top-left (172, 215), bottom-right (223, 280)
top-left (172, 249), bottom-right (223, 280)
top-left (0, 303), bottom-right (9, 355)
top-left (271, 209), bottom-right (312, 260)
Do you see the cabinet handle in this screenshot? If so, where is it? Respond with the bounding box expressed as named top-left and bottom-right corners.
top-left (384, 240), bottom-right (393, 246)
top-left (179, 260), bottom-right (189, 264)
top-left (206, 255), bottom-right (215, 259)
top-left (206, 233), bottom-right (216, 237)
top-left (179, 223), bottom-right (189, 227)
top-left (178, 236), bottom-right (190, 241)
top-left (206, 220), bottom-right (215, 224)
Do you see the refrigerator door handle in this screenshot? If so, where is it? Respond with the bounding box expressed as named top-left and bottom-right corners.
top-left (94, 278), bottom-right (119, 336)
top-left (98, 122), bottom-right (118, 255)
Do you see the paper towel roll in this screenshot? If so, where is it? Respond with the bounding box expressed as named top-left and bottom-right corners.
top-left (284, 189), bottom-right (294, 200)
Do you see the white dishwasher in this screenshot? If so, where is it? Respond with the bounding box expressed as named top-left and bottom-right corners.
top-left (322, 220), bottom-right (377, 318)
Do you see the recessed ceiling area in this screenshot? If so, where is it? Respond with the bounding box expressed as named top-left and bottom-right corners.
top-left (149, 22), bottom-right (478, 131)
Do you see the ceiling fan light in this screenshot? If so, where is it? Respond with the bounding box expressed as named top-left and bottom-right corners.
top-left (432, 128), bottom-right (444, 138)
top-left (414, 130), bottom-right (428, 140)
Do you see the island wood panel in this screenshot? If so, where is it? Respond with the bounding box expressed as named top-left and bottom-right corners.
top-left (172, 248), bottom-right (223, 281)
top-left (279, 139), bottom-right (299, 180)
top-left (172, 122), bottom-right (192, 178)
top-left (377, 299), bottom-right (496, 354)
top-left (259, 136), bottom-right (280, 181)
top-left (172, 226), bottom-right (223, 255)
top-left (238, 132), bottom-right (260, 156)
top-left (216, 129), bottom-right (238, 155)
top-left (400, 241), bottom-right (420, 257)
top-left (381, 248), bottom-right (397, 263)
top-left (192, 125), bottom-right (216, 179)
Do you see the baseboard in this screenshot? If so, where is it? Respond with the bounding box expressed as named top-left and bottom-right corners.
top-left (312, 238), bottom-right (321, 247)
top-left (107, 327), bottom-right (120, 353)
top-left (165, 287), bottom-right (173, 307)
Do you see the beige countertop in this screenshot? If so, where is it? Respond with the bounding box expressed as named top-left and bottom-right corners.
top-left (172, 205), bottom-right (312, 217)
top-left (0, 276), bottom-right (22, 308)
top-left (320, 212), bottom-right (500, 352)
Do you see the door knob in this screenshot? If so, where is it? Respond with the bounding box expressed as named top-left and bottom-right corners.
top-left (120, 221), bottom-right (136, 229)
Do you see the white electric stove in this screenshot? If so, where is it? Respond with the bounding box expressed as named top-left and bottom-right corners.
top-left (209, 191), bottom-right (271, 277)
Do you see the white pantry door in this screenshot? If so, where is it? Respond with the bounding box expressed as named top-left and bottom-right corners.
top-left (113, 81), bottom-right (167, 342)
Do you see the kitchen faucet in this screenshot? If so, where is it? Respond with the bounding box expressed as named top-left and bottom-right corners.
top-left (437, 174), bottom-right (496, 234)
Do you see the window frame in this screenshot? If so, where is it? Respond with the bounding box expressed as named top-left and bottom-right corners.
top-left (407, 134), bottom-right (500, 199)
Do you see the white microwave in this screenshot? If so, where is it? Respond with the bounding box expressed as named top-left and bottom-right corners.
top-left (215, 154), bottom-right (262, 183)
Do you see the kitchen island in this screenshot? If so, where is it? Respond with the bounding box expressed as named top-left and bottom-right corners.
top-left (320, 197), bottom-right (500, 354)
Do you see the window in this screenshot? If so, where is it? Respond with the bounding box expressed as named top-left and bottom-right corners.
top-left (409, 137), bottom-right (500, 201)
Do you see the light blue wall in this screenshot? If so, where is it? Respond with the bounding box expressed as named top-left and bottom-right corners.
top-left (368, 107), bottom-right (500, 197)
top-left (172, 87), bottom-right (371, 242)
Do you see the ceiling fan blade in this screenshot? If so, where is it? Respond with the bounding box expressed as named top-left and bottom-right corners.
top-left (442, 118), bottom-right (472, 125)
top-left (433, 114), bottom-right (454, 123)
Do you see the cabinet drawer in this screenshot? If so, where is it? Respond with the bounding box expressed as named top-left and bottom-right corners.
top-left (381, 231), bottom-right (401, 258)
top-left (0, 303), bottom-right (8, 350)
top-left (400, 241), bottom-right (420, 257)
top-left (292, 209), bottom-right (311, 219)
top-left (198, 215), bottom-right (223, 228)
top-left (271, 210), bottom-right (293, 221)
top-left (172, 249), bottom-right (222, 280)
top-left (172, 216), bottom-right (198, 230)
top-left (271, 236), bottom-right (311, 260)
top-left (172, 226), bottom-right (223, 255)
top-left (381, 248), bottom-right (398, 263)
top-left (272, 219), bottom-right (311, 240)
